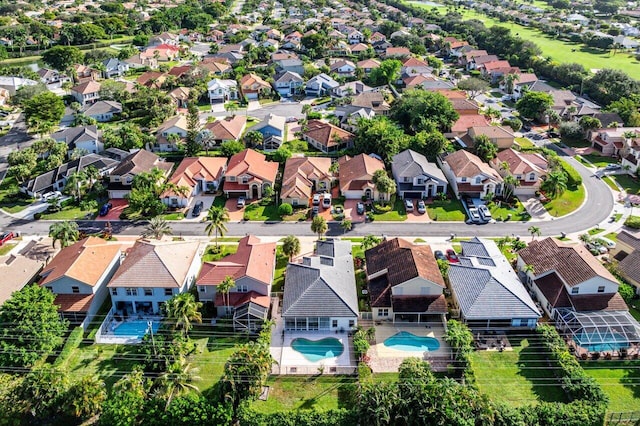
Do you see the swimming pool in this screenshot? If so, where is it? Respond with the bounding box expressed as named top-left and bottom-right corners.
top-left (113, 320), bottom-right (160, 339)
top-left (383, 331), bottom-right (441, 352)
top-left (573, 331), bottom-right (628, 352)
top-left (291, 337), bottom-right (344, 362)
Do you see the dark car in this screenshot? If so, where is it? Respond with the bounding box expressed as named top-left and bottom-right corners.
top-left (521, 124), bottom-right (532, 132)
top-left (0, 232), bottom-right (14, 246)
top-left (192, 201), bottom-right (204, 217)
top-left (446, 249), bottom-right (459, 263)
top-left (99, 202), bottom-right (112, 216)
top-left (311, 206), bottom-right (319, 218)
top-left (434, 250), bottom-right (447, 262)
top-left (356, 202), bottom-right (365, 215)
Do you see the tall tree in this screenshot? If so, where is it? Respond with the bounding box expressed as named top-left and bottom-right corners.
top-left (368, 59), bottom-right (401, 86)
top-left (185, 103), bottom-right (201, 156)
top-left (205, 205), bottom-right (229, 249)
top-left (311, 215), bottom-right (328, 240)
top-left (17, 365), bottom-right (69, 421)
top-left (281, 235), bottom-right (301, 261)
top-left (354, 116), bottom-right (409, 165)
top-left (99, 368), bottom-right (149, 426)
top-left (516, 91), bottom-right (553, 121)
top-left (372, 169), bottom-right (397, 203)
top-left (0, 285), bottom-right (68, 367)
top-left (142, 216), bottom-right (173, 240)
top-left (541, 170), bottom-right (568, 199)
top-left (457, 77), bottom-right (489, 99)
top-left (218, 275), bottom-right (235, 316)
top-left (391, 89), bottom-right (458, 134)
top-left (164, 293), bottom-right (202, 336)
top-left (64, 376), bottom-right (107, 421)
top-left (23, 92), bottom-right (65, 135)
top-left (49, 221), bottom-right (79, 249)
top-left (42, 45), bottom-right (83, 73)
top-left (155, 358), bottom-right (201, 408)
top-left (528, 225), bottom-right (541, 240)
top-left (341, 219), bottom-right (352, 234)
top-left (473, 135), bottom-right (498, 162)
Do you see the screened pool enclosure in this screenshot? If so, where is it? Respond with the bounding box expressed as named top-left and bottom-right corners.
top-left (556, 309), bottom-right (640, 352)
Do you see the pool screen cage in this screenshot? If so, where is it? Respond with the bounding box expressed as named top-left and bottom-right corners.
top-left (556, 308), bottom-right (640, 348)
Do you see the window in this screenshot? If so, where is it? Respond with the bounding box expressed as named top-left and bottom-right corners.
top-left (597, 286), bottom-right (605, 293)
top-left (379, 308), bottom-right (389, 317)
top-left (475, 177), bottom-right (482, 184)
top-left (72, 286), bottom-right (79, 294)
top-left (332, 319), bottom-right (338, 328)
top-left (238, 284), bottom-right (248, 293)
top-left (164, 288), bottom-right (173, 296)
top-left (144, 288), bottom-right (152, 296)
top-left (228, 176), bottom-right (236, 182)
top-left (461, 177), bottom-right (467, 182)
top-left (242, 177), bottom-right (249, 184)
top-left (199, 286), bottom-right (206, 293)
top-left (111, 288), bottom-right (118, 296)
top-left (529, 173), bottom-right (536, 181)
top-left (571, 287), bottom-right (579, 294)
top-left (417, 178), bottom-right (424, 184)
top-left (348, 320), bottom-right (355, 328)
top-left (126, 288), bottom-right (137, 296)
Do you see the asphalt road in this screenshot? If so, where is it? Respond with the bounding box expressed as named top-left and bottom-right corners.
top-left (0, 114), bottom-right (33, 172)
top-left (200, 101), bottom-right (304, 122)
top-left (0, 154), bottom-right (613, 238)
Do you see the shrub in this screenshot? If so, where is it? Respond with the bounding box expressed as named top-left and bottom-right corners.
top-left (278, 203), bottom-right (293, 216)
top-left (373, 202), bottom-right (392, 213)
top-left (624, 215), bottom-right (640, 228)
top-left (502, 117), bottom-right (522, 132)
top-left (559, 121), bottom-right (584, 140)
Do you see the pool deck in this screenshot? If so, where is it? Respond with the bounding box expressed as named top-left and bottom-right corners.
top-left (369, 323), bottom-right (451, 373)
top-left (95, 314), bottom-right (162, 345)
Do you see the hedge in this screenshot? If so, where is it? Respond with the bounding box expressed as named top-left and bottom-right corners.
top-left (53, 326), bottom-right (84, 367)
top-left (238, 408), bottom-right (357, 426)
top-left (557, 158), bottom-right (582, 187)
top-left (624, 215), bottom-right (640, 229)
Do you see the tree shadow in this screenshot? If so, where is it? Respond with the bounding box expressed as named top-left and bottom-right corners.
top-left (517, 339), bottom-right (568, 403)
top-left (621, 362), bottom-right (640, 399)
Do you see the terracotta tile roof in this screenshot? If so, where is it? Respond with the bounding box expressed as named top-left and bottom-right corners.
top-left (469, 125), bottom-right (514, 139)
top-left (402, 57), bottom-right (429, 67)
top-left (197, 235), bottom-right (276, 287)
top-left (204, 115), bottom-right (247, 141)
top-left (451, 98), bottom-right (480, 112)
top-left (535, 272), bottom-right (572, 309)
top-left (403, 74), bottom-right (435, 87)
top-left (157, 115), bottom-right (188, 134)
top-left (136, 71), bottom-right (166, 87)
top-left (303, 120), bottom-right (354, 148)
top-left (168, 65), bottom-right (192, 77)
top-left (443, 150), bottom-right (502, 181)
top-left (54, 293), bottom-right (94, 313)
top-left (482, 60), bottom-right (512, 71)
top-left (214, 291), bottom-right (270, 308)
top-left (108, 240), bottom-right (200, 288)
top-left (240, 73), bottom-right (271, 91)
top-left (464, 49), bottom-right (488, 61)
top-left (385, 47), bottom-right (411, 56)
top-left (225, 149), bottom-right (278, 183)
top-left (357, 58), bottom-right (380, 69)
top-left (40, 237), bottom-right (121, 287)
top-left (338, 153), bottom-right (384, 193)
top-left (163, 157), bottom-right (227, 197)
top-left (519, 238), bottom-right (617, 287)
top-left (280, 156), bottom-right (332, 200)
top-left (451, 115), bottom-right (490, 133)
top-left (169, 87), bottom-right (191, 101)
top-left (392, 294), bottom-right (447, 313)
top-left (512, 72), bottom-right (538, 85)
top-left (72, 80), bottom-right (101, 94)
top-left (436, 89), bottom-right (468, 99)
top-left (493, 148), bottom-right (547, 176)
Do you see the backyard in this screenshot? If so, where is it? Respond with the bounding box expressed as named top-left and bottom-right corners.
top-left (582, 361), bottom-right (640, 413)
top-left (579, 154), bottom-right (618, 168)
top-left (610, 173), bottom-right (640, 195)
top-left (471, 337), bottom-right (567, 407)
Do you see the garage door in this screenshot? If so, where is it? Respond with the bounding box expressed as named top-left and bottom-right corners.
top-left (225, 191), bottom-right (246, 198)
top-left (402, 192), bottom-right (423, 199)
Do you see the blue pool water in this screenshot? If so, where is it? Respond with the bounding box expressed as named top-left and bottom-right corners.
top-left (383, 331), bottom-right (441, 352)
top-left (113, 320), bottom-right (160, 339)
top-left (573, 331), bottom-right (628, 352)
top-left (291, 337), bottom-right (344, 362)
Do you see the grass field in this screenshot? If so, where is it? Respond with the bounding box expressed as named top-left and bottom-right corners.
top-left (579, 154), bottom-right (618, 168)
top-left (406, 1), bottom-right (640, 79)
top-left (427, 198), bottom-right (466, 221)
top-left (0, 176), bottom-right (35, 213)
top-left (490, 199), bottom-right (529, 222)
top-left (243, 202), bottom-right (281, 221)
top-left (610, 174), bottom-right (640, 195)
top-left (582, 361), bottom-right (640, 412)
top-left (191, 335), bottom-right (245, 392)
top-left (543, 184), bottom-right (585, 217)
top-left (371, 198), bottom-right (408, 221)
top-left (471, 337), bottom-right (567, 407)
top-left (272, 246), bottom-right (288, 292)
top-left (202, 244), bottom-right (238, 262)
top-left (0, 243), bottom-right (16, 256)
top-left (39, 205), bottom-right (96, 220)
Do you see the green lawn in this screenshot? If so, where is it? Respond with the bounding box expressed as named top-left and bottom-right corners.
top-left (579, 154), bottom-right (617, 168)
top-left (202, 244), bottom-right (238, 262)
top-left (610, 174), bottom-right (640, 195)
top-left (161, 212), bottom-right (185, 220)
top-left (490, 199), bottom-right (529, 222)
top-left (582, 361), bottom-right (640, 412)
top-left (191, 335), bottom-right (245, 392)
top-left (427, 199), bottom-right (466, 221)
top-left (39, 205), bottom-right (96, 220)
top-left (250, 376), bottom-right (356, 413)
top-left (515, 137), bottom-right (536, 150)
top-left (602, 176), bottom-right (620, 192)
top-left (0, 176), bottom-right (35, 213)
top-left (588, 227), bottom-right (605, 236)
top-left (562, 138), bottom-right (591, 149)
top-left (371, 198), bottom-right (408, 221)
top-left (471, 337), bottom-right (567, 407)
top-left (272, 246), bottom-right (288, 292)
top-left (243, 202), bottom-right (281, 221)
top-left (543, 184), bottom-right (585, 217)
top-left (0, 243), bottom-right (16, 256)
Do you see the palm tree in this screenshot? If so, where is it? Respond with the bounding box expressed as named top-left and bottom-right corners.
top-left (205, 205), bottom-right (230, 250)
top-left (142, 216), bottom-right (173, 240)
top-left (282, 235), bottom-right (301, 261)
top-left (541, 170), bottom-right (568, 199)
top-left (502, 73), bottom-right (520, 95)
top-left (341, 219), bottom-right (352, 234)
top-left (579, 233), bottom-right (591, 244)
top-left (64, 170), bottom-right (88, 202)
top-left (164, 293), bottom-right (202, 336)
top-left (218, 275), bottom-right (235, 317)
top-left (502, 174), bottom-right (519, 202)
top-left (528, 225), bottom-right (541, 240)
top-left (244, 130), bottom-right (264, 148)
top-left (49, 221), bottom-right (79, 249)
top-left (156, 357), bottom-right (201, 408)
top-left (523, 264), bottom-right (535, 275)
top-left (496, 236), bottom-right (511, 251)
top-left (311, 215), bottom-right (328, 240)
top-left (362, 235), bottom-right (382, 251)
top-left (83, 166), bottom-right (101, 193)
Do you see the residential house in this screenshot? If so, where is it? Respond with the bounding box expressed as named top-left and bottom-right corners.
top-left (351, 91), bottom-right (390, 115)
top-left (199, 58), bottom-right (232, 75)
top-left (73, 64), bottom-right (99, 84)
top-left (448, 115), bottom-right (491, 138)
top-left (252, 114), bottom-right (286, 150)
top-left (124, 53), bottom-right (158, 70)
top-left (149, 32), bottom-right (179, 46)
top-left (438, 150), bottom-right (503, 199)
top-left (448, 238), bottom-right (540, 329)
top-left (610, 229), bottom-right (640, 295)
top-left (385, 47), bottom-right (411, 58)
top-left (21, 154), bottom-right (118, 198)
top-left (392, 149), bottom-right (448, 199)
top-left (223, 149), bottom-right (279, 199)
top-left (590, 127), bottom-right (640, 157)
top-left (161, 157), bottom-right (227, 208)
top-left (52, 125), bottom-right (102, 154)
top-left (107, 150), bottom-right (173, 199)
top-left (347, 29), bottom-right (365, 44)
top-left (204, 115), bottom-right (247, 145)
top-left (240, 73), bottom-right (271, 100)
top-left (499, 72), bottom-right (538, 100)
top-left (302, 120), bottom-right (355, 153)
top-left (466, 54), bottom-right (499, 71)
top-left (461, 49), bottom-right (488, 67)
top-left (208, 78), bottom-right (239, 104)
top-left (272, 71), bottom-right (304, 98)
top-left (461, 126), bottom-right (515, 150)
top-left (450, 98), bottom-right (481, 116)
top-left (102, 58), bottom-right (130, 79)
top-left (479, 60), bottom-right (517, 82)
top-left (274, 58), bottom-right (305, 76)
top-left (283, 239), bottom-right (358, 332)
top-left (305, 73), bottom-right (340, 96)
top-left (82, 101), bottom-right (122, 122)
top-left (168, 87), bottom-right (191, 109)
top-left (490, 148), bottom-right (548, 196)
top-left (71, 81), bottom-right (101, 107)
top-left (0, 241), bottom-right (54, 307)
top-left (107, 240), bottom-right (202, 316)
top-left (332, 81), bottom-right (372, 98)
top-left (141, 44), bottom-right (180, 62)
top-left (330, 59), bottom-right (356, 76)
top-left (280, 156), bottom-right (333, 207)
top-left (403, 75), bottom-right (454, 91)
top-left (365, 238), bottom-right (447, 323)
top-left (155, 115), bottom-right (188, 152)
top-left (350, 43), bottom-right (370, 55)
top-left (328, 40), bottom-right (350, 56)
top-left (39, 237), bottom-right (121, 328)
top-left (333, 105), bottom-right (375, 133)
top-left (37, 68), bottom-right (69, 85)
top-left (196, 235), bottom-right (276, 331)
top-left (401, 57), bottom-right (433, 77)
top-left (357, 58), bottom-right (381, 74)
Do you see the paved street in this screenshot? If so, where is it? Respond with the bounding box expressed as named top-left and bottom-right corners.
top-left (0, 114), bottom-right (33, 172)
top-left (200, 101), bottom-right (304, 123)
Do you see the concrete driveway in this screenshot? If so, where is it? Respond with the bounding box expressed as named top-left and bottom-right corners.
top-left (183, 195), bottom-right (215, 222)
top-left (225, 198), bottom-right (246, 221)
top-left (343, 199), bottom-right (365, 223)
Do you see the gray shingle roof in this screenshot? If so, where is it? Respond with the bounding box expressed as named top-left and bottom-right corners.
top-left (392, 149), bottom-right (446, 182)
top-left (282, 239), bottom-right (358, 318)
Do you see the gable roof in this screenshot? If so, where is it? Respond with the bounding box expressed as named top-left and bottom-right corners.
top-left (197, 235), bottom-right (276, 287)
top-left (357, 58), bottom-right (381, 69)
top-left (163, 157), bottom-right (227, 197)
top-left (226, 149), bottom-right (278, 182)
top-left (40, 237), bottom-right (121, 287)
top-left (451, 114), bottom-right (491, 133)
top-left (338, 153), bottom-right (384, 193)
top-left (392, 149), bottom-right (447, 181)
top-left (72, 80), bottom-right (101, 94)
top-left (443, 150), bottom-right (502, 180)
top-left (281, 156), bottom-right (332, 200)
top-left (518, 238), bottom-right (617, 287)
top-left (108, 240), bottom-right (200, 288)
top-left (82, 100), bottom-right (122, 116)
top-left (493, 148), bottom-right (547, 175)
top-left (282, 239), bottom-right (358, 317)
top-left (157, 115), bottom-right (188, 134)
top-left (110, 149), bottom-right (172, 177)
top-left (303, 120), bottom-right (354, 148)
top-left (205, 115), bottom-right (247, 141)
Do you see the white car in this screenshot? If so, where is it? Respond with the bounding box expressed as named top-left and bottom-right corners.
top-left (468, 208), bottom-right (481, 223)
top-left (596, 237), bottom-right (616, 249)
top-left (477, 204), bottom-right (492, 221)
top-left (312, 193), bottom-right (321, 206)
top-left (41, 191), bottom-right (62, 202)
top-left (322, 193), bottom-right (331, 208)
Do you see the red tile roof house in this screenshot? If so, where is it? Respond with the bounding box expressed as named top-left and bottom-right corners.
top-left (161, 157), bottom-right (227, 209)
top-left (280, 156), bottom-right (333, 207)
top-left (438, 149), bottom-right (503, 199)
top-left (490, 148), bottom-right (548, 196)
top-left (204, 115), bottom-right (247, 145)
top-left (302, 120), bottom-right (355, 154)
top-left (71, 80), bottom-right (101, 107)
top-left (222, 149), bottom-right (279, 200)
top-left (196, 235), bottom-right (276, 331)
top-left (337, 153), bottom-right (385, 200)
top-left (107, 239), bottom-right (202, 319)
top-left (39, 237), bottom-right (122, 329)
top-left (365, 238), bottom-right (447, 324)
top-left (239, 73), bottom-right (272, 100)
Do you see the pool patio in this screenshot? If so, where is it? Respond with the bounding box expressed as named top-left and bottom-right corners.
top-left (95, 308), bottom-right (162, 344)
top-left (368, 323), bottom-right (451, 373)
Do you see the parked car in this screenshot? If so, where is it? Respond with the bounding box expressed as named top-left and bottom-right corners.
top-left (605, 163), bottom-right (622, 170)
top-left (285, 116), bottom-right (297, 123)
top-left (417, 200), bottom-right (426, 214)
top-left (322, 193), bottom-right (331, 208)
top-left (446, 249), bottom-right (459, 263)
top-left (237, 197), bottom-right (246, 208)
top-left (356, 202), bottom-right (365, 215)
top-left (468, 207), bottom-right (482, 223)
top-left (477, 204), bottom-right (492, 221)
top-left (0, 232), bottom-right (14, 246)
top-left (312, 193), bottom-right (321, 206)
top-left (405, 199), bottom-right (414, 212)
top-left (311, 206), bottom-right (319, 218)
top-left (99, 202), bottom-right (112, 217)
top-left (586, 242), bottom-right (608, 255)
top-left (434, 250), bottom-right (447, 262)
top-left (192, 201), bottom-right (204, 217)
top-left (41, 191), bottom-right (62, 202)
top-left (595, 237), bottom-right (616, 249)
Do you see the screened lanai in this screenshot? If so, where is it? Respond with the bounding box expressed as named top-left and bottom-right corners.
top-left (556, 309), bottom-right (640, 352)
